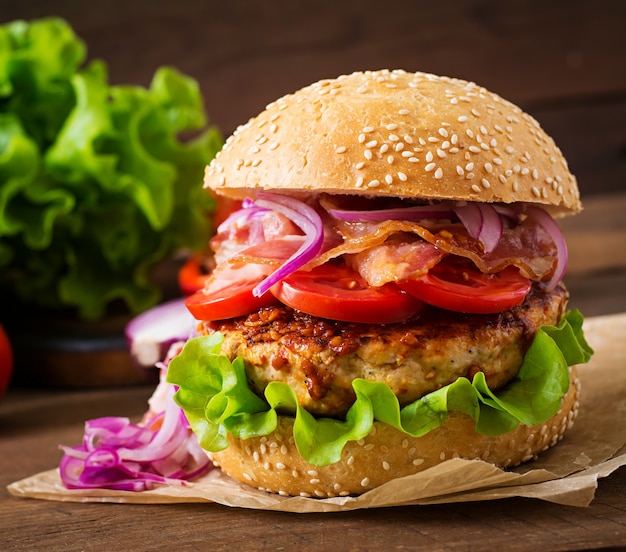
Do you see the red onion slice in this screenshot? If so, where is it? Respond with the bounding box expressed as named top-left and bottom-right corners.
top-left (454, 203), bottom-right (503, 254)
top-left (125, 298), bottom-right (197, 370)
top-left (216, 198), bottom-right (269, 234)
top-left (328, 204), bottom-right (455, 222)
top-left (522, 206), bottom-right (568, 291)
top-left (251, 192), bottom-right (324, 297)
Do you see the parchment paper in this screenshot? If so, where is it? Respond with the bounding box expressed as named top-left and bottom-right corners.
top-left (8, 312), bottom-right (626, 512)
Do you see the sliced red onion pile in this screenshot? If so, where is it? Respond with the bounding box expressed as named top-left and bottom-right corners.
top-left (251, 192), bottom-right (324, 296)
top-left (59, 385), bottom-right (211, 491)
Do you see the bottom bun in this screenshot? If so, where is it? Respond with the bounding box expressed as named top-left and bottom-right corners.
top-left (209, 367), bottom-right (580, 498)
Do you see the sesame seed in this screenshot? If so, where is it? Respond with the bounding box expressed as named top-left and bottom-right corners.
top-left (471, 108), bottom-right (481, 117)
top-left (389, 134), bottom-right (400, 142)
top-left (356, 176), bottom-right (364, 187)
top-left (281, 444), bottom-right (288, 455)
top-left (456, 165), bottom-right (464, 176)
top-left (366, 140), bottom-right (378, 148)
top-left (269, 142), bottom-right (279, 151)
top-left (260, 444), bottom-right (267, 454)
top-left (532, 186), bottom-right (541, 198)
top-left (408, 157), bottom-right (419, 163)
top-left (479, 125), bottom-right (488, 135)
top-left (471, 184), bottom-right (482, 193)
top-left (382, 461), bottom-right (390, 471)
top-left (412, 458), bottom-right (424, 466)
top-left (309, 478), bottom-right (320, 485)
top-left (270, 124), bottom-right (278, 133)
top-left (401, 151), bottom-right (413, 157)
top-left (404, 135), bottom-right (414, 144)
top-left (458, 115), bottom-right (468, 122)
top-left (355, 161), bottom-right (365, 169)
top-left (368, 179), bottom-right (380, 188)
top-left (361, 477), bottom-right (370, 487)
top-left (440, 452), bottom-right (446, 460)
top-left (363, 126), bottom-right (374, 133)
top-left (398, 109), bottom-right (410, 115)
top-left (276, 462), bottom-right (286, 470)
top-left (243, 473), bottom-right (252, 481)
top-left (299, 492), bottom-right (312, 498)
top-left (394, 142), bottom-right (404, 151)
top-left (425, 162), bottom-right (436, 172)
top-left (335, 146), bottom-right (347, 154)
top-left (386, 123), bottom-right (398, 130)
top-left (469, 146), bottom-right (481, 153)
top-left (385, 174), bottom-right (393, 184)
top-left (253, 451), bottom-right (260, 462)
top-left (307, 469), bottom-right (319, 477)
top-left (387, 155), bottom-right (394, 164)
top-left (426, 151), bottom-right (433, 162)
top-left (484, 162), bottom-right (493, 173)
top-left (439, 128), bottom-right (449, 138)
top-left (358, 133), bottom-right (366, 144)
top-left (465, 162), bottom-right (474, 170)
top-left (437, 149), bottom-right (446, 158)
top-left (364, 149), bottom-right (373, 160)
top-left (481, 178), bottom-right (491, 189)
top-left (397, 171), bottom-right (407, 181)
top-left (434, 168), bottom-right (443, 179)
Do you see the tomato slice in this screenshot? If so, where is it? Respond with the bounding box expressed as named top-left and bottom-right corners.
top-left (178, 255), bottom-right (211, 295)
top-left (185, 262), bottom-right (278, 321)
top-left (271, 263), bottom-right (424, 324)
top-left (398, 258), bottom-right (531, 314)
top-left (0, 325), bottom-right (13, 401)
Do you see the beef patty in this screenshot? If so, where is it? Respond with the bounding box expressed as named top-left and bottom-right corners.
top-left (204, 284), bottom-right (569, 418)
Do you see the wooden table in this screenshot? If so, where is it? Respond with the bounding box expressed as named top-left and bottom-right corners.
top-left (1, 1), bottom-right (625, 550)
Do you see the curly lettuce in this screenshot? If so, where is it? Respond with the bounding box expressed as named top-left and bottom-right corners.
top-left (168, 310), bottom-right (593, 466)
top-left (0, 17), bottom-right (222, 318)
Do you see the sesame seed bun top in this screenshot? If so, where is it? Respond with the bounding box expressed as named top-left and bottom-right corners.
top-left (205, 69), bottom-right (581, 217)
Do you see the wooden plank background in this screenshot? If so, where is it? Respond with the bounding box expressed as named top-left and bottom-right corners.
top-left (1, 0), bottom-right (624, 199)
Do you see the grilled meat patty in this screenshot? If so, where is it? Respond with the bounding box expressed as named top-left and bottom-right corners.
top-left (204, 284), bottom-right (569, 418)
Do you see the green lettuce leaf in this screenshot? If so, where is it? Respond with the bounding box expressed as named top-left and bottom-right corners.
top-left (0, 17), bottom-right (223, 318)
top-left (168, 310), bottom-right (593, 466)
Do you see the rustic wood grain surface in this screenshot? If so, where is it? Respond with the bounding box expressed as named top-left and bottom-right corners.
top-left (1, 1), bottom-right (625, 550)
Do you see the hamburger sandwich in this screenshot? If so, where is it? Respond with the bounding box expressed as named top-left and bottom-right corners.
top-left (166, 69), bottom-right (593, 498)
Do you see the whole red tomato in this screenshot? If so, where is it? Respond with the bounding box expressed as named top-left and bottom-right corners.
top-left (0, 325), bottom-right (13, 400)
